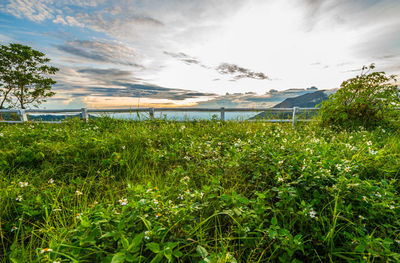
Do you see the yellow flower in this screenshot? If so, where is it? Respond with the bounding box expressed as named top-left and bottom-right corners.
top-left (16, 196), bottom-right (23, 202)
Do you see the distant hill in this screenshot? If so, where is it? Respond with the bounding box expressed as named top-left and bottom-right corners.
top-left (250, 90), bottom-right (330, 120)
top-left (272, 90), bottom-right (328, 108)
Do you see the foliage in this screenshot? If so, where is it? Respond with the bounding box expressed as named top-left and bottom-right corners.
top-left (0, 43), bottom-right (58, 109)
top-left (0, 119), bottom-right (400, 262)
top-left (318, 64), bottom-right (399, 128)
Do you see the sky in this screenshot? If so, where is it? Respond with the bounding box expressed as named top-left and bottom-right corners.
top-left (0, 0), bottom-right (399, 108)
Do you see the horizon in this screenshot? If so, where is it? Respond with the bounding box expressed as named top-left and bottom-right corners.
top-left (1, 0), bottom-right (399, 109)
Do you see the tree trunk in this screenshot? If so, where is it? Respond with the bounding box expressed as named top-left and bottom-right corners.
top-left (19, 85), bottom-right (25, 109)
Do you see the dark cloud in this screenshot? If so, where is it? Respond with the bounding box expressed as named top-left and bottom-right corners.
top-left (56, 66), bottom-right (216, 101)
top-left (216, 63), bottom-right (270, 80)
top-left (56, 40), bottom-right (144, 67)
top-left (164, 51), bottom-right (209, 68)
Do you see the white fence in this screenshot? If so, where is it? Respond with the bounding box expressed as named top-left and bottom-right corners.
top-left (0, 107), bottom-right (319, 126)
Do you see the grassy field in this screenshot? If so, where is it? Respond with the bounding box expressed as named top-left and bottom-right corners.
top-left (0, 119), bottom-right (399, 262)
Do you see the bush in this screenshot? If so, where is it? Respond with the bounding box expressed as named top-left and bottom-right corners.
top-left (318, 64), bottom-right (399, 128)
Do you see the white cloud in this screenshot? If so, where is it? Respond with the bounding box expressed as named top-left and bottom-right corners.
top-left (53, 14), bottom-right (67, 25)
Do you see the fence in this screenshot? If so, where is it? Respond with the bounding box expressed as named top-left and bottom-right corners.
top-left (0, 107), bottom-right (319, 126)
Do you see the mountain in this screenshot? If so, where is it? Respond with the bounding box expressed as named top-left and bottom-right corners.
top-left (249, 90), bottom-right (330, 120)
top-left (272, 90), bottom-right (328, 108)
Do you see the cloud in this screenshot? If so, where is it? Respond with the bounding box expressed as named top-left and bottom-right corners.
top-left (216, 63), bottom-right (270, 81)
top-left (1, 0), bottom-right (54, 22)
top-left (164, 51), bottom-right (209, 68)
top-left (56, 40), bottom-right (143, 67)
top-left (54, 66), bottom-right (216, 102)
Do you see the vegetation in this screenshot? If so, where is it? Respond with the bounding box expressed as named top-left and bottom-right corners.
top-left (0, 43), bottom-right (58, 109)
top-left (1, 119), bottom-right (399, 262)
top-left (318, 64), bottom-right (399, 129)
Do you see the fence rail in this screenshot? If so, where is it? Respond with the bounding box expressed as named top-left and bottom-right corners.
top-left (0, 107), bottom-right (320, 126)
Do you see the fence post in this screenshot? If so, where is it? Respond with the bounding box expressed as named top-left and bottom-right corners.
top-left (81, 108), bottom-right (89, 122)
top-left (149, 108), bottom-right (155, 119)
top-left (292, 107), bottom-right (298, 126)
top-left (220, 107), bottom-right (225, 121)
top-left (19, 109), bottom-right (28, 122)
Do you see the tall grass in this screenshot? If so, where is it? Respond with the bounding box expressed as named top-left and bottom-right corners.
top-left (0, 118), bottom-right (399, 262)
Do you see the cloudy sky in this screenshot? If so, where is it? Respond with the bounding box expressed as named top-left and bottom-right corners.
top-left (0, 0), bottom-right (399, 108)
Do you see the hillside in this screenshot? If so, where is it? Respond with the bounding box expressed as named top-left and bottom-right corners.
top-left (0, 119), bottom-right (399, 262)
top-left (250, 90), bottom-right (329, 120)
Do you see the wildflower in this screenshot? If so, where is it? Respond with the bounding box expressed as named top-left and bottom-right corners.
top-left (155, 213), bottom-right (161, 218)
top-left (16, 196), bottom-right (23, 202)
top-left (48, 178), bottom-right (54, 184)
top-left (144, 231), bottom-right (150, 240)
top-left (185, 189), bottom-right (190, 195)
top-left (180, 125), bottom-right (186, 130)
top-left (200, 192), bottom-right (204, 198)
top-left (153, 199), bottom-right (159, 204)
top-left (369, 148), bottom-right (378, 155)
top-left (119, 198), bottom-right (128, 206)
top-left (278, 160), bottom-right (283, 166)
top-left (40, 248), bottom-right (53, 254)
top-left (277, 177), bottom-right (284, 182)
top-left (76, 213), bottom-right (82, 219)
top-left (0, 133), bottom-right (3, 137)
top-left (177, 194), bottom-right (184, 200)
top-left (352, 239), bottom-right (357, 244)
top-left (367, 141), bottom-right (372, 146)
top-left (121, 146), bottom-right (126, 150)
top-left (358, 215), bottom-right (365, 220)
top-left (19, 182), bottom-right (28, 187)
top-left (53, 261), bottom-right (61, 263)
top-left (154, 186), bottom-right (158, 190)
top-left (344, 167), bottom-right (351, 172)
top-left (389, 205), bottom-right (395, 209)
top-left (282, 138), bottom-right (287, 143)
top-left (395, 240), bottom-right (400, 244)
top-left (280, 146), bottom-right (285, 150)
top-left (362, 196), bottom-right (367, 202)
top-left (309, 208), bottom-right (317, 218)
top-left (146, 188), bottom-right (152, 193)
top-left (75, 190), bottom-right (83, 196)
top-left (53, 208), bottom-right (62, 212)
top-left (11, 226), bottom-right (18, 232)
top-left (375, 192), bottom-right (382, 198)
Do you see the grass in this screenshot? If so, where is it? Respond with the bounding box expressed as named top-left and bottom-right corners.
top-left (0, 118), bottom-right (399, 262)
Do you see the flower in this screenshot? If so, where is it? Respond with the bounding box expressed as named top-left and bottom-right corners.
top-left (11, 226), bottom-right (18, 232)
top-left (144, 231), bottom-right (151, 240)
top-left (19, 182), bottom-right (28, 187)
top-left (16, 196), bottom-right (23, 202)
top-left (75, 190), bottom-right (83, 196)
top-left (119, 198), bottom-right (128, 206)
top-left (375, 192), bottom-right (382, 198)
top-left (395, 239), bottom-right (400, 244)
top-left (177, 194), bottom-right (184, 200)
top-left (309, 208), bottom-right (317, 218)
top-left (76, 213), bottom-right (82, 219)
top-left (362, 196), bottom-right (367, 202)
top-left (358, 215), bottom-right (365, 220)
top-left (344, 167), bottom-right (351, 172)
top-left (48, 178), bottom-right (54, 184)
top-left (278, 160), bottom-right (284, 166)
top-left (53, 208), bottom-right (62, 212)
top-left (40, 248), bottom-right (53, 254)
top-left (155, 213), bottom-right (161, 218)
top-left (185, 189), bottom-right (190, 194)
top-left (352, 239), bottom-right (357, 244)
top-left (367, 141), bottom-right (372, 146)
top-left (153, 199), bottom-right (159, 204)
top-left (146, 188), bottom-right (152, 193)
top-left (277, 177), bottom-right (284, 182)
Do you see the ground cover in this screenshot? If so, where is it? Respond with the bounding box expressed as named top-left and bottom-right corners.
top-left (0, 119), bottom-right (399, 262)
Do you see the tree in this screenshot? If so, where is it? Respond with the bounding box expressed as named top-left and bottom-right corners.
top-left (318, 64), bottom-right (399, 128)
top-left (0, 43), bottom-right (59, 109)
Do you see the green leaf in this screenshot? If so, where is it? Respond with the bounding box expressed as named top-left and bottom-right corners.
top-left (196, 245), bottom-right (208, 258)
top-left (121, 235), bottom-right (129, 249)
top-left (146, 243), bottom-right (160, 253)
top-left (149, 253), bottom-right (163, 263)
top-left (271, 216), bottom-right (278, 226)
top-left (127, 233), bottom-right (143, 252)
top-left (111, 252), bottom-right (126, 263)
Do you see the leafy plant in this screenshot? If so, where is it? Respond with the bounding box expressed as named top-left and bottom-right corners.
top-left (318, 64), bottom-right (399, 128)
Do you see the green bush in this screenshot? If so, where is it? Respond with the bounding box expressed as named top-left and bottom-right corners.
top-left (318, 64), bottom-right (399, 129)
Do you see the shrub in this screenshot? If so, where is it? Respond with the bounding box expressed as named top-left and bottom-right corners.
top-left (318, 64), bottom-right (399, 128)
